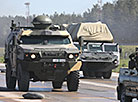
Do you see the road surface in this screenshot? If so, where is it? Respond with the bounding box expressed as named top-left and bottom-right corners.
top-left (0, 65), bottom-right (136, 102)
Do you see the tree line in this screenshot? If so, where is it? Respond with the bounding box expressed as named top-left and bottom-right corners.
top-left (0, 0), bottom-right (138, 46)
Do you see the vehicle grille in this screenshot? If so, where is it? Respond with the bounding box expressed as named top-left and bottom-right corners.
top-left (42, 51), bottom-right (65, 58)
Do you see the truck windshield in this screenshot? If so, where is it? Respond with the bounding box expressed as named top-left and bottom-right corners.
top-left (89, 44), bottom-right (102, 52)
top-left (104, 45), bottom-right (118, 52)
top-left (20, 35), bottom-right (71, 45)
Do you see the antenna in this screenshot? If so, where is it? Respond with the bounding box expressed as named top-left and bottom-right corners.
top-left (98, 0), bottom-right (102, 21)
top-left (24, 2), bottom-right (30, 26)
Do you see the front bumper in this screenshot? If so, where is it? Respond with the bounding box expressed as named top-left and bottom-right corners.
top-left (18, 59), bottom-right (81, 81)
top-left (81, 62), bottom-right (117, 72)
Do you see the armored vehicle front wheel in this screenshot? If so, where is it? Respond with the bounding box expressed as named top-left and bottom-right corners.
top-left (67, 71), bottom-right (79, 91)
top-left (18, 63), bottom-right (30, 91)
top-left (83, 70), bottom-right (89, 78)
top-left (120, 88), bottom-right (132, 102)
top-left (103, 70), bottom-right (112, 79)
top-left (6, 61), bottom-right (16, 90)
top-left (52, 81), bottom-right (63, 89)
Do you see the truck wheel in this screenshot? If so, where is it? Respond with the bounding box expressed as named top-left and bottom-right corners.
top-left (67, 71), bottom-right (79, 91)
top-left (103, 70), bottom-right (112, 79)
top-left (83, 70), bottom-right (89, 78)
top-left (52, 81), bottom-right (63, 89)
top-left (117, 86), bottom-right (121, 100)
top-left (121, 88), bottom-right (132, 102)
top-left (129, 60), bottom-right (135, 69)
top-left (6, 61), bottom-right (16, 90)
top-left (18, 63), bottom-right (30, 91)
top-left (95, 72), bottom-right (102, 78)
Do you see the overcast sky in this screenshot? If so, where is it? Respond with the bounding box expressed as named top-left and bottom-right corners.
top-left (0, 0), bottom-right (113, 16)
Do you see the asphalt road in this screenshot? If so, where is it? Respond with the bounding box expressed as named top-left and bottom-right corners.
top-left (0, 65), bottom-right (136, 102)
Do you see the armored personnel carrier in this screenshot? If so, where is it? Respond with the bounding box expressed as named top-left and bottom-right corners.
top-left (117, 48), bottom-right (138, 102)
top-left (67, 22), bottom-right (120, 79)
top-left (4, 15), bottom-right (81, 91)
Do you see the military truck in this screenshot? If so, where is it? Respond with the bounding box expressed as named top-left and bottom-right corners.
top-left (117, 49), bottom-right (138, 102)
top-left (4, 15), bottom-right (82, 91)
top-left (67, 22), bottom-right (120, 79)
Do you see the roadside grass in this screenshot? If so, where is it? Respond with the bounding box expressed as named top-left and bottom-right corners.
top-left (0, 56), bottom-right (4, 63)
top-left (0, 48), bottom-right (4, 63)
top-left (113, 45), bottom-right (138, 73)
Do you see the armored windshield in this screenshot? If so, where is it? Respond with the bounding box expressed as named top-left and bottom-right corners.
top-left (20, 35), bottom-right (71, 45)
top-left (104, 45), bottom-right (118, 52)
top-left (88, 44), bottom-right (102, 52)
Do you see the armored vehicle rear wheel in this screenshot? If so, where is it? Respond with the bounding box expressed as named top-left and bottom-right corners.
top-left (52, 81), bottom-right (63, 89)
top-left (18, 63), bottom-right (30, 91)
top-left (6, 61), bottom-right (16, 90)
top-left (121, 88), bottom-right (132, 102)
top-left (67, 71), bottom-right (79, 91)
top-left (103, 70), bottom-right (112, 79)
top-left (95, 72), bottom-right (102, 78)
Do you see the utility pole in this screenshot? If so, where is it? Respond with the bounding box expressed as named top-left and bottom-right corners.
top-left (24, 2), bottom-right (30, 26)
top-left (97, 0), bottom-right (102, 21)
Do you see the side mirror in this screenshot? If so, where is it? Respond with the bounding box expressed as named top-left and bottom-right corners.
top-left (136, 47), bottom-right (138, 51)
top-left (119, 48), bottom-right (122, 53)
top-left (79, 37), bottom-right (84, 47)
top-left (18, 40), bottom-right (23, 44)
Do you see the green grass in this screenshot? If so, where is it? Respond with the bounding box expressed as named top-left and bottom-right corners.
top-left (0, 56), bottom-right (4, 63)
top-left (0, 48), bottom-right (4, 63)
top-left (113, 45), bottom-right (138, 73)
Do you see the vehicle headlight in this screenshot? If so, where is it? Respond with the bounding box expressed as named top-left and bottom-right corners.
top-left (69, 54), bottom-right (74, 59)
top-left (31, 54), bottom-right (36, 59)
top-left (113, 59), bottom-right (118, 64)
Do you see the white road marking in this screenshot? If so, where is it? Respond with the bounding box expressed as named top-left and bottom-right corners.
top-left (79, 72), bottom-right (119, 89)
top-left (0, 63), bottom-right (5, 67)
top-left (80, 80), bottom-right (116, 89)
top-left (112, 72), bottom-right (119, 77)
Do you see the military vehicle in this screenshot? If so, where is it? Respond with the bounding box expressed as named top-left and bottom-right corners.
top-left (67, 22), bottom-right (120, 79)
top-left (4, 15), bottom-right (82, 91)
top-left (117, 48), bottom-right (138, 102)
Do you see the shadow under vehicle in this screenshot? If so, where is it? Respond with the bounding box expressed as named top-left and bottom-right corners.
top-left (4, 15), bottom-right (82, 92)
top-left (117, 48), bottom-right (138, 102)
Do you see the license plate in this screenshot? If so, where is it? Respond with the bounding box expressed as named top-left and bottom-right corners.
top-left (53, 59), bottom-right (66, 62)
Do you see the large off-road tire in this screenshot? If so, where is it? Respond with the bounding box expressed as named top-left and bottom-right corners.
top-left (18, 63), bottom-right (30, 91)
top-left (83, 70), bottom-right (89, 78)
top-left (120, 87), bottom-right (132, 102)
top-left (95, 72), bottom-right (103, 79)
top-left (67, 71), bottom-right (79, 91)
top-left (117, 86), bottom-right (121, 100)
top-left (6, 61), bottom-right (16, 90)
top-left (103, 70), bottom-right (112, 79)
top-left (52, 81), bottom-right (63, 89)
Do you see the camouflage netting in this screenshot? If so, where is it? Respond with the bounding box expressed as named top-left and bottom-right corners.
top-left (67, 22), bottom-right (113, 42)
